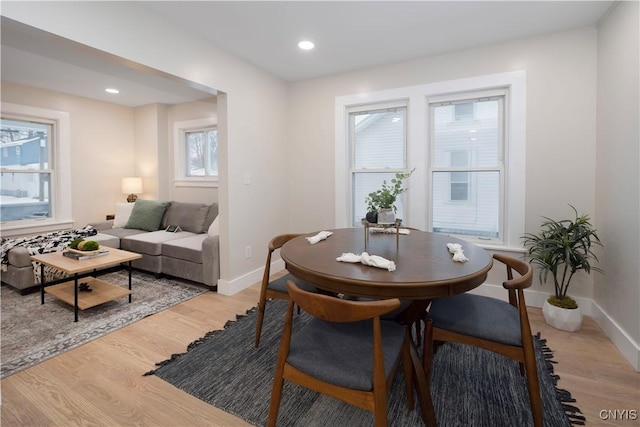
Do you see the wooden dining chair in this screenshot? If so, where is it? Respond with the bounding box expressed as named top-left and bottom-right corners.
top-left (255, 233), bottom-right (318, 347)
top-left (267, 281), bottom-right (416, 427)
top-left (423, 253), bottom-right (542, 427)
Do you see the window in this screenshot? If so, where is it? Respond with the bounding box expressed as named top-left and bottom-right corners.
top-left (185, 127), bottom-right (218, 177)
top-left (349, 103), bottom-right (408, 226)
top-left (0, 103), bottom-right (72, 236)
top-left (335, 71), bottom-right (526, 250)
top-left (173, 118), bottom-right (218, 187)
top-left (430, 95), bottom-right (504, 239)
top-left (0, 118), bottom-right (52, 222)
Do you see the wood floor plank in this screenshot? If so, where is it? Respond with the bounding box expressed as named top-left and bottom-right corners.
top-left (1, 280), bottom-right (637, 427)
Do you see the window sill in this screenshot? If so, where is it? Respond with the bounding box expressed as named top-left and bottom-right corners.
top-left (0, 218), bottom-right (74, 238)
top-left (173, 179), bottom-right (219, 188)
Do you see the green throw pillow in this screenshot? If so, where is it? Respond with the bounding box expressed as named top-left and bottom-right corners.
top-left (124, 199), bottom-right (170, 231)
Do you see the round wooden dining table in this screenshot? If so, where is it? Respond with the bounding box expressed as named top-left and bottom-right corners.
top-left (280, 227), bottom-right (493, 300)
top-left (281, 227), bottom-right (493, 426)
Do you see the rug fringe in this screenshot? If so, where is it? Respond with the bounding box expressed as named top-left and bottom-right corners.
top-left (144, 306), bottom-right (257, 377)
top-left (535, 332), bottom-right (586, 426)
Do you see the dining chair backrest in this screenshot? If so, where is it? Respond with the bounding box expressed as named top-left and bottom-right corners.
top-left (267, 281), bottom-right (414, 427)
top-left (424, 253), bottom-right (542, 427)
top-left (255, 233), bottom-right (315, 347)
top-left (288, 280), bottom-right (401, 323)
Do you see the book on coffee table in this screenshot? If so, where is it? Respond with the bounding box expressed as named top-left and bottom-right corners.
top-left (63, 249), bottom-right (110, 260)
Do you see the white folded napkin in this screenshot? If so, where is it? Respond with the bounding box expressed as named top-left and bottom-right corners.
top-left (447, 243), bottom-right (469, 262)
top-left (306, 231), bottom-right (333, 244)
top-left (369, 227), bottom-right (411, 235)
top-left (336, 251), bottom-right (396, 271)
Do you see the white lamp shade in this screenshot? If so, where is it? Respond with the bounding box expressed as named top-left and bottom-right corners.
top-left (122, 177), bottom-right (143, 194)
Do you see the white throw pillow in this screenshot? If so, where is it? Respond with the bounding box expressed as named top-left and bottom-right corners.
top-left (207, 216), bottom-right (219, 236)
top-left (113, 202), bottom-right (135, 228)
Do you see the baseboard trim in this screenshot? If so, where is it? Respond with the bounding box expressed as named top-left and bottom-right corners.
top-left (216, 259), bottom-right (285, 296)
top-left (219, 268), bottom-right (639, 372)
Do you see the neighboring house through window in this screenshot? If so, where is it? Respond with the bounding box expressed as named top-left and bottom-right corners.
top-left (335, 71), bottom-right (526, 250)
top-left (0, 103), bottom-right (72, 236)
top-left (349, 103), bottom-right (407, 226)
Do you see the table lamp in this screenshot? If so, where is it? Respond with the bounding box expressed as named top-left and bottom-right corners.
top-left (122, 177), bottom-right (143, 203)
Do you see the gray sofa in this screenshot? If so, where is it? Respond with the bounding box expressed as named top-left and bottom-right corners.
top-left (2, 201), bottom-right (220, 292)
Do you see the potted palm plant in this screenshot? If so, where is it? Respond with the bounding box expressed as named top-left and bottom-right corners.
top-left (365, 169), bottom-right (415, 224)
top-left (521, 205), bottom-right (603, 331)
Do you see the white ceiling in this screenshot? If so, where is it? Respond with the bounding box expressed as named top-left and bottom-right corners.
top-left (1, 1), bottom-right (614, 107)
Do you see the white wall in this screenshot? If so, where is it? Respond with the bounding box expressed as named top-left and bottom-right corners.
top-left (166, 98), bottom-right (218, 203)
top-left (133, 104), bottom-right (165, 201)
top-left (4, 1), bottom-right (637, 367)
top-left (287, 24), bottom-right (640, 368)
top-left (595, 0), bottom-right (640, 368)
top-left (288, 27), bottom-right (598, 297)
top-left (2, 1), bottom-right (290, 294)
top-left (0, 81), bottom-right (135, 227)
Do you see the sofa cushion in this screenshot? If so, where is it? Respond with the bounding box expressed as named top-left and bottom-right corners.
top-left (7, 246), bottom-right (32, 268)
top-left (113, 202), bottom-right (135, 228)
top-left (124, 199), bottom-right (170, 232)
top-left (203, 203), bottom-right (219, 231)
top-left (162, 202), bottom-right (210, 234)
top-left (207, 216), bottom-right (219, 236)
top-left (162, 234), bottom-right (208, 263)
top-left (100, 228), bottom-right (147, 240)
top-left (90, 233), bottom-right (120, 249)
top-left (121, 230), bottom-right (195, 256)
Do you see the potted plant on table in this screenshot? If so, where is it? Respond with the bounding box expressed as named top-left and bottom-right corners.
top-left (521, 205), bottom-right (603, 331)
top-left (365, 169), bottom-right (415, 224)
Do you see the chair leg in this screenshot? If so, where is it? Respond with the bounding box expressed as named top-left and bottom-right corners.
top-left (523, 347), bottom-right (543, 427)
top-left (266, 374), bottom-right (284, 427)
top-left (408, 338), bottom-right (437, 426)
top-left (254, 300), bottom-right (267, 347)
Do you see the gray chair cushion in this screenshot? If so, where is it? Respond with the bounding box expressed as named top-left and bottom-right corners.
top-left (267, 273), bottom-right (317, 293)
top-left (287, 318), bottom-right (405, 391)
top-left (429, 293), bottom-right (522, 346)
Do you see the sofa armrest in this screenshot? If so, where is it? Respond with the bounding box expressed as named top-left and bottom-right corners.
top-left (8, 246), bottom-right (33, 268)
top-left (88, 220), bottom-right (114, 231)
top-left (201, 235), bottom-right (220, 288)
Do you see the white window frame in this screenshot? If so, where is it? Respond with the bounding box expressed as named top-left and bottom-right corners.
top-left (335, 71), bottom-right (526, 252)
top-left (0, 103), bottom-right (72, 237)
top-left (173, 118), bottom-right (218, 188)
top-left (348, 101), bottom-right (409, 226)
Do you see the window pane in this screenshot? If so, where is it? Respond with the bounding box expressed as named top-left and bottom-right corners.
top-left (353, 109), bottom-right (405, 169)
top-left (0, 172), bottom-right (51, 221)
top-left (1, 119), bottom-right (50, 170)
top-left (433, 99), bottom-right (500, 168)
top-left (186, 130), bottom-right (206, 176)
top-left (207, 130), bottom-right (218, 176)
top-left (432, 171), bottom-right (499, 238)
top-left (352, 172), bottom-right (405, 226)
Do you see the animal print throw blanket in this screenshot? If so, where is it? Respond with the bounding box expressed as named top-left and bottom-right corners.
top-left (1, 225), bottom-right (98, 282)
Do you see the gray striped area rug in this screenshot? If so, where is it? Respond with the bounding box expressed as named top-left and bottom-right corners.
top-left (145, 299), bottom-right (585, 426)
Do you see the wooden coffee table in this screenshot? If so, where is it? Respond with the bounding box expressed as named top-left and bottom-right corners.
top-left (31, 248), bottom-right (142, 322)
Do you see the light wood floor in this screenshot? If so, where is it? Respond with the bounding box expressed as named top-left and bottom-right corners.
top-left (1, 282), bottom-right (638, 426)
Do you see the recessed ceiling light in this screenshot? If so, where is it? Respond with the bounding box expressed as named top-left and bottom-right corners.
top-left (298, 40), bottom-right (315, 50)
top-left (105, 88), bottom-right (119, 94)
